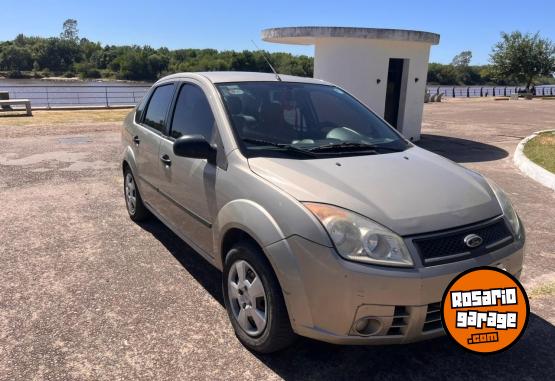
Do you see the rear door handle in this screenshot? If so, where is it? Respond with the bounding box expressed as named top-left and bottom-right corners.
top-left (133, 136), bottom-right (140, 145)
top-left (160, 154), bottom-right (172, 166)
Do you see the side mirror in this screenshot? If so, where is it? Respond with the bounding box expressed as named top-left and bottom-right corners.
top-left (173, 135), bottom-right (217, 163)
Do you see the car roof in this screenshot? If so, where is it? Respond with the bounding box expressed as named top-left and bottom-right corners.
top-left (156, 71), bottom-right (332, 86)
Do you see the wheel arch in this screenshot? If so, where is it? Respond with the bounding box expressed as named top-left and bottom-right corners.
top-left (122, 159), bottom-right (130, 174)
top-left (216, 207), bottom-right (314, 335)
top-left (121, 145), bottom-right (138, 175)
top-left (214, 199), bottom-right (286, 270)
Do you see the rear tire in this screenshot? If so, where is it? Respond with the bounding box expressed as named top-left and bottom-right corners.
top-left (123, 167), bottom-right (150, 222)
top-left (223, 241), bottom-right (296, 353)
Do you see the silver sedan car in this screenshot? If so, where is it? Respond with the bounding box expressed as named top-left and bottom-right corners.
top-left (121, 72), bottom-right (525, 353)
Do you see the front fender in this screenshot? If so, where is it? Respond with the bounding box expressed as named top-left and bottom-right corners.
top-left (213, 199), bottom-right (285, 269)
top-left (213, 199), bottom-right (315, 332)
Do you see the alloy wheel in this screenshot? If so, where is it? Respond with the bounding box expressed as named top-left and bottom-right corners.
top-left (227, 260), bottom-right (268, 336)
top-left (125, 173), bottom-right (137, 215)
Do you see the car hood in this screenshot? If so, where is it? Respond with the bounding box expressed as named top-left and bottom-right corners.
top-left (248, 146), bottom-right (502, 236)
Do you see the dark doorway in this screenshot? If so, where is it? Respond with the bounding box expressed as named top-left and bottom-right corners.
top-left (384, 58), bottom-right (405, 128)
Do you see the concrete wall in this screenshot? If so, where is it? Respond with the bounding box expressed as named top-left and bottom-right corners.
top-left (313, 38), bottom-right (431, 141)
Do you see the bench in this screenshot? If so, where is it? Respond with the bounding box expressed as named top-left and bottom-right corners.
top-left (0, 99), bottom-right (32, 116)
top-left (0, 91), bottom-right (10, 110)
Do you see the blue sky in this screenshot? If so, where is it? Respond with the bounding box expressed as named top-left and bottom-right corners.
top-left (1, 0), bottom-right (554, 64)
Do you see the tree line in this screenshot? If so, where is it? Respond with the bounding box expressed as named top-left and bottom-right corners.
top-left (0, 35), bottom-right (314, 81)
top-left (0, 20), bottom-right (313, 81)
top-left (429, 36), bottom-right (555, 88)
top-left (0, 19), bottom-right (553, 88)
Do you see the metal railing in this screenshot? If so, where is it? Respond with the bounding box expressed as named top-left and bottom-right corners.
top-left (426, 85), bottom-right (555, 98)
top-left (2, 84), bottom-right (554, 107)
top-left (0, 85), bottom-right (151, 108)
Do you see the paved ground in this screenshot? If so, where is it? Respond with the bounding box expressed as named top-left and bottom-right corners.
top-left (0, 101), bottom-right (554, 380)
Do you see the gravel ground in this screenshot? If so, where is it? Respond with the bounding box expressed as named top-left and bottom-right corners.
top-left (0, 100), bottom-right (554, 380)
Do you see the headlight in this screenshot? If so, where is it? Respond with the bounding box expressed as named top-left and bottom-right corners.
top-left (486, 178), bottom-right (521, 236)
top-left (304, 203), bottom-right (413, 267)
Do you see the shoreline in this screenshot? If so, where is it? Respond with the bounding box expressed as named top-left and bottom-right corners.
top-left (0, 76), bottom-right (152, 86)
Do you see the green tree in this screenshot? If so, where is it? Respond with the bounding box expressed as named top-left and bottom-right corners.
top-left (450, 51), bottom-right (478, 84)
top-left (0, 45), bottom-right (33, 71)
top-left (116, 50), bottom-right (149, 80)
top-left (14, 34), bottom-right (26, 46)
top-left (79, 38), bottom-right (102, 61)
top-left (490, 31), bottom-right (555, 90)
top-left (34, 38), bottom-right (81, 72)
top-left (60, 19), bottom-right (79, 41)
top-left (147, 53), bottom-right (169, 77)
top-left (451, 51), bottom-right (472, 67)
top-left (427, 63), bottom-right (458, 84)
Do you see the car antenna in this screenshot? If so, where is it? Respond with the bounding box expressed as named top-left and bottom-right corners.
top-left (251, 39), bottom-right (281, 81)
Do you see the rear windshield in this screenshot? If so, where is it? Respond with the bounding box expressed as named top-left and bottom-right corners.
top-left (217, 82), bottom-right (409, 158)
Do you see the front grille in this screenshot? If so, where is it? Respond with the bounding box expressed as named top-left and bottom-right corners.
top-left (387, 306), bottom-right (409, 336)
top-left (412, 218), bottom-right (513, 266)
top-left (423, 302), bottom-right (443, 332)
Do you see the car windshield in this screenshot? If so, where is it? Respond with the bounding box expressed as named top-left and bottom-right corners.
top-left (217, 81), bottom-right (409, 158)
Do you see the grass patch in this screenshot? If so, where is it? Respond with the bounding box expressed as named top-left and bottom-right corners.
top-left (0, 109), bottom-right (132, 127)
top-left (523, 131), bottom-right (555, 173)
top-left (529, 281), bottom-right (555, 299)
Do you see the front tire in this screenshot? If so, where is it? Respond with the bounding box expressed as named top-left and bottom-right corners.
top-left (123, 167), bottom-right (150, 222)
top-left (223, 241), bottom-right (296, 353)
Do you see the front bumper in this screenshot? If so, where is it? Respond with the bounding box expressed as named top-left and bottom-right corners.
top-left (265, 234), bottom-right (524, 345)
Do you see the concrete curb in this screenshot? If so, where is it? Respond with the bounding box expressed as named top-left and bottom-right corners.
top-left (513, 130), bottom-right (555, 191)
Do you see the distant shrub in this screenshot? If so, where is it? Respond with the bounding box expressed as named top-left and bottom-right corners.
top-left (6, 70), bottom-right (25, 78)
top-left (100, 69), bottom-right (115, 79)
top-left (75, 62), bottom-right (101, 79)
top-left (86, 68), bottom-right (101, 78)
top-left (41, 68), bottom-right (51, 77)
top-left (63, 71), bottom-right (76, 78)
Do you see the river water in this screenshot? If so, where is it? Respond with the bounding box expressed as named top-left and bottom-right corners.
top-left (1, 79), bottom-right (554, 107)
top-left (0, 79), bottom-right (152, 107)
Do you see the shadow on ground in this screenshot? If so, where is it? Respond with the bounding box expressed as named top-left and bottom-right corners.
top-left (0, 112), bottom-right (32, 118)
top-left (140, 216), bottom-right (554, 381)
top-left (139, 219), bottom-right (224, 305)
top-left (417, 134), bottom-right (508, 163)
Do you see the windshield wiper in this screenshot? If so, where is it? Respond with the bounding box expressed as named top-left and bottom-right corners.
top-left (242, 138), bottom-right (317, 157)
top-left (308, 142), bottom-right (405, 153)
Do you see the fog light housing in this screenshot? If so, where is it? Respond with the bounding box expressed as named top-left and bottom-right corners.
top-left (353, 317), bottom-right (382, 336)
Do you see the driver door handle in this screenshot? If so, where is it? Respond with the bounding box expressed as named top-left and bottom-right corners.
top-left (133, 136), bottom-right (140, 145)
top-left (160, 154), bottom-right (172, 166)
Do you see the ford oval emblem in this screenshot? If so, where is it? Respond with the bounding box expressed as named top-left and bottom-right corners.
top-left (464, 234), bottom-right (483, 248)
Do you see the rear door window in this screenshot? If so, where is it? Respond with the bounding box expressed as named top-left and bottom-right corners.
top-left (143, 84), bottom-right (175, 133)
top-left (134, 91), bottom-right (150, 123)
